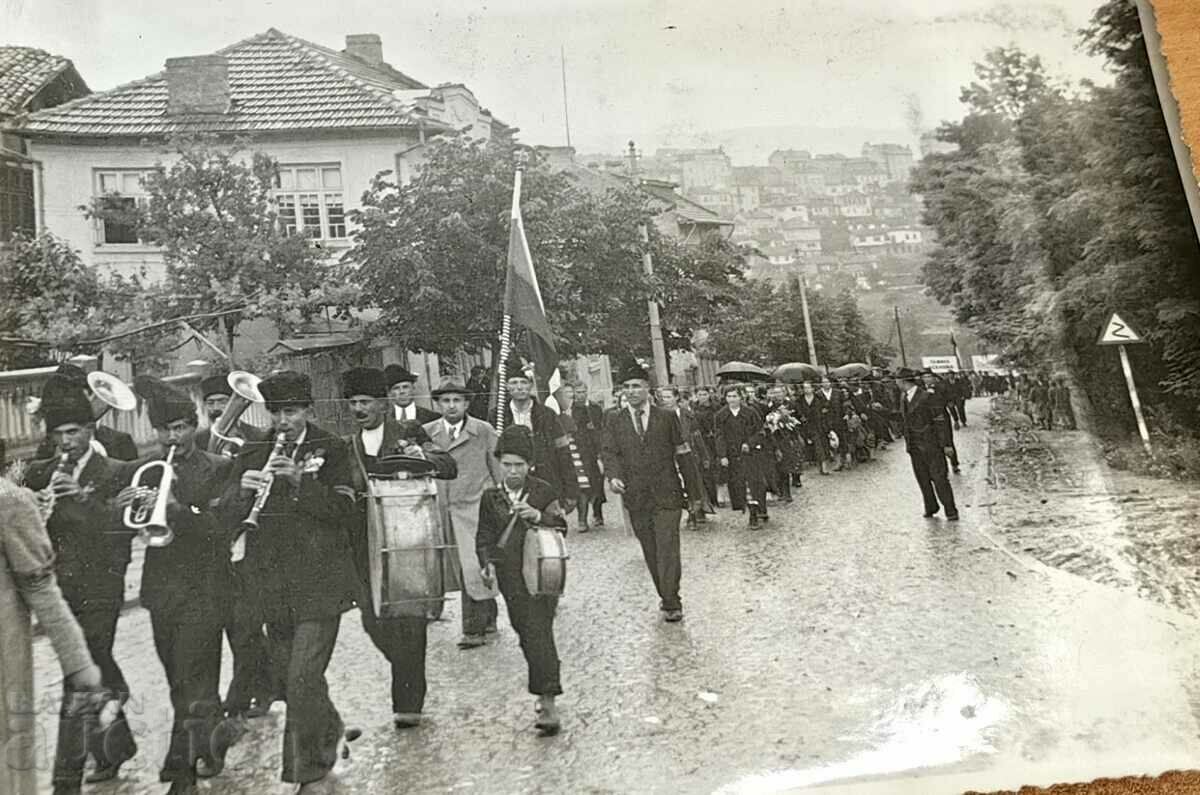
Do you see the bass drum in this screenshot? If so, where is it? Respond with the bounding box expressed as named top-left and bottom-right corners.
top-left (366, 475), bottom-right (457, 620)
top-left (522, 527), bottom-right (569, 597)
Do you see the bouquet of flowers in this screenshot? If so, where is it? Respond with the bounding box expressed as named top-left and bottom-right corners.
top-left (765, 406), bottom-right (801, 436)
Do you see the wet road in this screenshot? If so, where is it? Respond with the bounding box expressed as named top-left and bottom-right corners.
top-left (31, 398), bottom-right (1200, 793)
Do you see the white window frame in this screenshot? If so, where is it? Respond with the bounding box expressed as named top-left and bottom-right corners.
top-left (93, 169), bottom-right (155, 246)
top-left (273, 164), bottom-right (347, 242)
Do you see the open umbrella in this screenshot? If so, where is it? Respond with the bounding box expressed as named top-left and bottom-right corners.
top-left (716, 361), bottom-right (772, 382)
top-left (772, 362), bottom-right (822, 383)
top-left (830, 362), bottom-right (871, 380)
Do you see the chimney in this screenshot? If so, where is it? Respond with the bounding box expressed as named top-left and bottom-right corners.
top-left (345, 34), bottom-right (383, 66)
top-left (165, 55), bottom-right (229, 115)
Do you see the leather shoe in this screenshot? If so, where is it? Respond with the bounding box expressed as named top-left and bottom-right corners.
top-left (663, 609), bottom-right (683, 623)
top-left (297, 771), bottom-right (339, 794)
top-left (393, 712), bottom-right (421, 729)
top-left (947, 513), bottom-right (960, 521)
top-left (85, 762), bottom-right (121, 784)
top-left (534, 696), bottom-right (561, 736)
top-left (457, 634), bottom-right (487, 649)
top-left (166, 778), bottom-right (199, 794)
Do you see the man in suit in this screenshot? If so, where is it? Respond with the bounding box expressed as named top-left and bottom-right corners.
top-left (194, 374), bottom-right (268, 455)
top-left (384, 364), bottom-right (440, 425)
top-left (23, 375), bottom-right (138, 793)
top-left (601, 364), bottom-right (701, 623)
top-left (425, 376), bottom-right (503, 649)
top-left (192, 374), bottom-right (274, 719)
top-left (922, 370), bottom-right (961, 474)
top-left (656, 385), bottom-right (711, 529)
top-left (342, 367), bottom-right (456, 729)
top-left (115, 378), bottom-right (240, 794)
top-left (35, 364), bottom-right (138, 462)
top-left (465, 365), bottom-right (491, 422)
top-left (219, 371), bottom-right (357, 794)
top-left (501, 360), bottom-right (578, 513)
top-left (567, 381), bottom-right (607, 530)
top-left (689, 386), bottom-right (722, 508)
top-left (899, 369), bottom-right (959, 521)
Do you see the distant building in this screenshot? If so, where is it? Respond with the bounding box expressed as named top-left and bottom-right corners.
top-left (0, 46), bottom-right (90, 241)
top-left (862, 142), bottom-right (915, 182)
top-left (653, 147), bottom-right (732, 191)
top-left (767, 149), bottom-right (812, 171)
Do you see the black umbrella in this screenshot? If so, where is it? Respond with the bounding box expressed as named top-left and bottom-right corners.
top-left (716, 361), bottom-right (772, 381)
top-left (772, 362), bottom-right (822, 383)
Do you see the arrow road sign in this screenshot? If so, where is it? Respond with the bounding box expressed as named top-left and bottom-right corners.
top-left (1097, 312), bottom-right (1144, 346)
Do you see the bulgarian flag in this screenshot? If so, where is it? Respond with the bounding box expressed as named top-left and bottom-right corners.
top-left (504, 165), bottom-right (561, 397)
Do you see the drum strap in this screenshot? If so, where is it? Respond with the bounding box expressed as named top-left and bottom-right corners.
top-left (496, 486), bottom-right (529, 552)
top-left (353, 447), bottom-right (390, 539)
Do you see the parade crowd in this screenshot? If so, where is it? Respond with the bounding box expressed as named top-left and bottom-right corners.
top-left (0, 358), bottom-right (1062, 795)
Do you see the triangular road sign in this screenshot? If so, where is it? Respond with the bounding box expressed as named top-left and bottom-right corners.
top-left (1097, 312), bottom-right (1144, 345)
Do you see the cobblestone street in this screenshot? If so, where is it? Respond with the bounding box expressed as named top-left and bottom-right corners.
top-left (29, 399), bottom-right (1200, 794)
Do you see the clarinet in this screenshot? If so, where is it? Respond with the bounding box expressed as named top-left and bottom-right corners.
top-left (34, 452), bottom-right (72, 521)
top-left (241, 432), bottom-right (289, 531)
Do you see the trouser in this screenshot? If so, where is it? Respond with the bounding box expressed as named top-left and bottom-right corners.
top-left (266, 615), bottom-right (343, 785)
top-left (773, 460), bottom-right (792, 500)
top-left (909, 447), bottom-right (958, 517)
top-left (726, 454), bottom-right (767, 512)
top-left (462, 594), bottom-right (498, 636)
top-left (945, 441), bottom-right (960, 470)
top-left (150, 611), bottom-right (230, 782)
top-left (223, 562), bottom-right (275, 712)
top-left (359, 604), bottom-right (428, 715)
top-left (700, 459), bottom-right (720, 506)
top-left (629, 504), bottom-right (682, 611)
top-left (496, 557), bottom-right (562, 695)
top-left (576, 487), bottom-right (606, 525)
top-left (955, 399), bottom-right (968, 425)
top-left (53, 595), bottom-right (137, 789)
top-left (947, 401), bottom-right (962, 425)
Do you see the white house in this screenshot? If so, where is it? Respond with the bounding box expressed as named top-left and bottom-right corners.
top-left (7, 29), bottom-right (509, 283)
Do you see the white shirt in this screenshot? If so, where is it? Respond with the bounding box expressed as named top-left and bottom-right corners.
top-left (504, 483), bottom-right (525, 505)
top-left (627, 403), bottom-right (650, 431)
top-left (905, 385), bottom-right (919, 404)
top-left (729, 405), bottom-right (741, 417)
top-left (444, 419), bottom-right (465, 441)
top-left (511, 400), bottom-right (533, 429)
top-left (359, 424), bottom-right (384, 457)
top-left (393, 403), bottom-right (417, 422)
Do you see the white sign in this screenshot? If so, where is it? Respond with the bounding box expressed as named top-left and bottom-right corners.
top-left (921, 356), bottom-right (959, 373)
top-left (1097, 312), bottom-right (1144, 346)
top-left (971, 354), bottom-right (1001, 373)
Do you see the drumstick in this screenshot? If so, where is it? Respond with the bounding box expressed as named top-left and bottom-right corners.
top-left (496, 486), bottom-right (530, 551)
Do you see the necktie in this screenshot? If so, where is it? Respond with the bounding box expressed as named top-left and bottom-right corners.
top-left (634, 409), bottom-right (645, 438)
top-left (450, 424), bottom-right (460, 441)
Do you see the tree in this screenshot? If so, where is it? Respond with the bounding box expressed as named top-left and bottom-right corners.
top-left (0, 231), bottom-right (143, 369)
top-left (86, 137), bottom-right (347, 364)
top-left (345, 137), bottom-right (744, 361)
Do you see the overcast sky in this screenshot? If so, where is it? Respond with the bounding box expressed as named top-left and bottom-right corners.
top-left (4, 0), bottom-right (1113, 163)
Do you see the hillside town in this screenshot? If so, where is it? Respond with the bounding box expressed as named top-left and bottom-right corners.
top-left (3, 2), bottom-right (1200, 794)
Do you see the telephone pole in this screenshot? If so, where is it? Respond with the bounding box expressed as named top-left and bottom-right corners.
top-left (630, 141), bottom-right (669, 386)
top-left (894, 306), bottom-right (908, 367)
top-left (795, 251), bottom-right (818, 366)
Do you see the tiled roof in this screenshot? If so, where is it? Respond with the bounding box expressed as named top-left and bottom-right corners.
top-left (0, 46), bottom-right (79, 116)
top-left (10, 29), bottom-right (448, 138)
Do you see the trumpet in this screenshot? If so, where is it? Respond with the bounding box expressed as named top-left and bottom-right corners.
top-left (241, 433), bottom-right (289, 532)
top-left (207, 371), bottom-right (264, 458)
top-left (124, 445), bottom-right (177, 547)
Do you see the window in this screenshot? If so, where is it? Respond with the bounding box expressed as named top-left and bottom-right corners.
top-left (94, 170), bottom-right (153, 245)
top-left (274, 164), bottom-right (346, 240)
top-left (0, 159), bottom-right (36, 241)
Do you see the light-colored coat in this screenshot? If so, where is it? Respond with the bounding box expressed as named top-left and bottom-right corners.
top-left (1, 479), bottom-right (94, 795)
top-left (424, 416), bottom-right (503, 600)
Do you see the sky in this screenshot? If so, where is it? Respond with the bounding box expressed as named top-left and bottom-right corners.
top-left (3, 0), bottom-right (1114, 164)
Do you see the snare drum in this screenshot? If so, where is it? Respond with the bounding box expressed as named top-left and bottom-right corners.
top-left (366, 475), bottom-right (456, 620)
top-left (522, 527), bottom-right (568, 596)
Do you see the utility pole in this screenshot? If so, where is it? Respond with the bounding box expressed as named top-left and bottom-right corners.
top-left (560, 45), bottom-right (572, 148)
top-left (796, 251), bottom-right (818, 366)
top-left (629, 141), bottom-right (670, 386)
top-left (894, 305), bottom-right (908, 367)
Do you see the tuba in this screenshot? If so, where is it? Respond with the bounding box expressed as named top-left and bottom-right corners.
top-left (206, 371), bottom-right (264, 458)
top-left (124, 445), bottom-right (177, 547)
top-left (87, 370), bottom-right (138, 419)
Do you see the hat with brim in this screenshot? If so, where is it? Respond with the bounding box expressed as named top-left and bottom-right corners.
top-left (494, 425), bottom-right (535, 462)
top-left (342, 367), bottom-right (387, 399)
top-left (200, 375), bottom-right (233, 399)
top-left (896, 368), bottom-right (921, 383)
top-left (40, 374), bottom-right (95, 430)
top-left (383, 364), bottom-right (418, 388)
top-left (134, 375), bottom-right (196, 428)
top-left (431, 376), bottom-right (470, 399)
top-left (260, 370), bottom-right (313, 411)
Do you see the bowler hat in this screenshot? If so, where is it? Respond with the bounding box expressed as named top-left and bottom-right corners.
top-left (896, 368), bottom-right (921, 383)
top-left (259, 370), bottom-right (313, 411)
top-left (342, 367), bottom-right (387, 399)
top-left (383, 364), bottom-right (418, 388)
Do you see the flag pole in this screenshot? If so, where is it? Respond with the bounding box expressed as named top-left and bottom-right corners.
top-left (495, 155), bottom-right (526, 432)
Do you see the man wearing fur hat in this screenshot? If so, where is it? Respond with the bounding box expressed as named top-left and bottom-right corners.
top-left (192, 373), bottom-right (273, 720)
top-left (23, 374), bottom-right (139, 792)
top-left (425, 375), bottom-right (503, 648)
top-left (341, 366), bottom-right (456, 728)
top-left (218, 371), bottom-right (357, 793)
top-left (34, 363), bottom-right (138, 462)
top-left (114, 377), bottom-right (240, 793)
top-left (383, 364), bottom-right (440, 425)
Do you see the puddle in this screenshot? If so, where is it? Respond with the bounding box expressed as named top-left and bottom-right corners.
top-left (715, 673), bottom-right (1009, 793)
